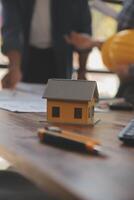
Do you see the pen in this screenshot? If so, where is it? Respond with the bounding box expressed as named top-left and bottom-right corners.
top-left (38, 126), bottom-right (101, 154)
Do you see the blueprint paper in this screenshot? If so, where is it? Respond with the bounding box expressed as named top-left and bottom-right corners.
top-left (0, 88), bottom-right (46, 112)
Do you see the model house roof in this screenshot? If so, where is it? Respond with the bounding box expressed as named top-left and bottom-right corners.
top-left (43, 79), bottom-right (99, 102)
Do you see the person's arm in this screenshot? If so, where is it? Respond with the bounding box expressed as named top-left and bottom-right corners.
top-left (117, 0), bottom-right (134, 31)
top-left (65, 0), bottom-right (103, 50)
top-left (113, 63), bottom-right (134, 82)
top-left (64, 31), bottom-right (103, 50)
top-left (77, 51), bottom-right (89, 80)
top-left (1, 0), bottom-right (23, 88)
top-left (90, 0), bottom-right (118, 19)
top-left (65, 0), bottom-right (103, 80)
top-left (1, 51), bottom-right (22, 89)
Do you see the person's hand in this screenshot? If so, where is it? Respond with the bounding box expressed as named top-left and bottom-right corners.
top-left (65, 31), bottom-right (102, 50)
top-left (65, 31), bottom-right (93, 49)
top-left (94, 40), bottom-right (104, 50)
top-left (1, 66), bottom-right (22, 89)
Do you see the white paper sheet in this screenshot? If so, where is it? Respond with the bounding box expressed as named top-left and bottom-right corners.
top-left (0, 100), bottom-right (46, 112)
top-left (0, 89), bottom-right (41, 100)
top-left (0, 88), bottom-right (46, 113)
top-left (16, 82), bottom-right (45, 95)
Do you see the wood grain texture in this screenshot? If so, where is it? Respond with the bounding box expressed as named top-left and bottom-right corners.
top-left (0, 110), bottom-right (134, 200)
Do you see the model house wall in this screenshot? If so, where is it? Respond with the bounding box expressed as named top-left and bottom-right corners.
top-left (47, 98), bottom-right (95, 125)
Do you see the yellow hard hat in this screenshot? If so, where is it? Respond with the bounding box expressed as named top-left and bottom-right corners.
top-left (101, 35), bottom-right (115, 70)
top-left (110, 29), bottom-right (134, 65)
top-left (101, 29), bottom-right (134, 72)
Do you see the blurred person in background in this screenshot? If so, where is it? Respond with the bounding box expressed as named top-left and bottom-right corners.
top-left (66, 0), bottom-right (134, 104)
top-left (115, 0), bottom-right (134, 104)
top-left (1, 0), bottom-right (93, 89)
top-left (65, 0), bottom-right (116, 80)
top-left (65, 31), bottom-right (104, 80)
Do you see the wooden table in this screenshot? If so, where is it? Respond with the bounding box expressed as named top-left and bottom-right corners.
top-left (0, 109), bottom-right (134, 200)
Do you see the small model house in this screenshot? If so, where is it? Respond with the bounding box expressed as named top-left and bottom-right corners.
top-left (43, 79), bottom-right (99, 125)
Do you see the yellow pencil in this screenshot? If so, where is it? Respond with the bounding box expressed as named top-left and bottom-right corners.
top-left (38, 126), bottom-right (101, 154)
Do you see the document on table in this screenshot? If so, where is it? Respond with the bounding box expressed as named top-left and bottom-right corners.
top-left (16, 82), bottom-right (45, 95)
top-left (0, 89), bottom-right (46, 113)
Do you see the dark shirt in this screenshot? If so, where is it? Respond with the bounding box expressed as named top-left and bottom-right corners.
top-left (117, 0), bottom-right (134, 77)
top-left (1, 0), bottom-right (92, 82)
top-left (115, 0), bottom-right (134, 101)
top-left (117, 0), bottom-right (134, 31)
top-left (2, 0), bottom-right (92, 53)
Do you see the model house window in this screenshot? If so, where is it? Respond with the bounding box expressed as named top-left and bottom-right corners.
top-left (52, 106), bottom-right (60, 117)
top-left (74, 108), bottom-right (82, 119)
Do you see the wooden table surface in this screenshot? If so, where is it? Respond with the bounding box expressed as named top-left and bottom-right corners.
top-left (0, 109), bottom-right (134, 200)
